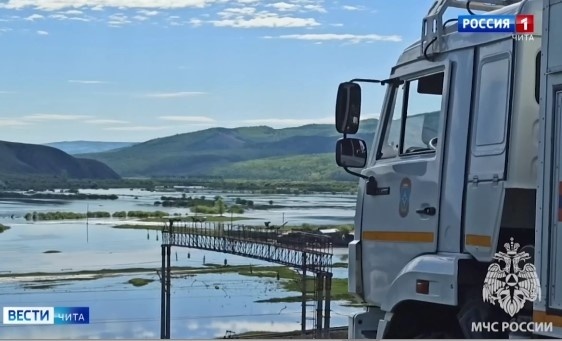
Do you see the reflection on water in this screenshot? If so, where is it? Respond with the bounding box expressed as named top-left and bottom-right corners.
top-left (0, 189), bottom-right (360, 339)
top-left (0, 273), bottom-right (360, 339)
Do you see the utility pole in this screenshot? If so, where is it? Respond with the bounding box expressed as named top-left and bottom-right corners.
top-left (86, 203), bottom-right (89, 243)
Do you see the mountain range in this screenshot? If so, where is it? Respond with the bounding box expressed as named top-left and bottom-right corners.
top-left (45, 141), bottom-right (136, 155)
top-left (0, 141), bottom-right (120, 180)
top-left (0, 112), bottom-right (436, 182)
top-left (77, 120), bottom-right (379, 181)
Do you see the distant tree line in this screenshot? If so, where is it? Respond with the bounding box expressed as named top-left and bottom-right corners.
top-left (24, 210), bottom-right (168, 221)
top-left (0, 191), bottom-right (118, 200)
top-left (0, 173), bottom-right (357, 194)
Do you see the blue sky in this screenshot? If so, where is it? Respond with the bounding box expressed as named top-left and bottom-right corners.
top-left (0, 0), bottom-right (440, 144)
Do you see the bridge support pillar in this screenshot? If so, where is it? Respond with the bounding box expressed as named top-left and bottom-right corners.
top-left (324, 273), bottom-right (332, 338)
top-left (315, 273), bottom-right (324, 339)
top-left (160, 244), bottom-right (171, 339)
top-left (301, 252), bottom-right (307, 335)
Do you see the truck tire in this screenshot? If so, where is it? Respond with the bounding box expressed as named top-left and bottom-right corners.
top-left (457, 295), bottom-right (509, 338)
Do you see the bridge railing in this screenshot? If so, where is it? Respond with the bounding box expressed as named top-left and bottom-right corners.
top-left (161, 220), bottom-right (333, 273)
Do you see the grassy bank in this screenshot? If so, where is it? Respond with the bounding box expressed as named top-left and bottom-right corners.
top-left (0, 264), bottom-right (272, 279)
top-left (139, 216), bottom-right (251, 223)
top-left (128, 278), bottom-right (154, 287)
top-left (24, 210), bottom-right (169, 221)
top-left (22, 209), bottom-right (255, 223)
top-left (3, 264), bottom-right (356, 303)
top-left (0, 175), bottom-right (358, 194)
top-left (237, 266), bottom-right (357, 304)
top-left (0, 224), bottom-right (10, 233)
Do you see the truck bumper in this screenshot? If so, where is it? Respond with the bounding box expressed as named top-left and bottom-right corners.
top-left (348, 307), bottom-right (386, 339)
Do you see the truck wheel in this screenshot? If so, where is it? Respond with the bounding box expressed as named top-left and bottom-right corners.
top-left (457, 295), bottom-right (509, 338)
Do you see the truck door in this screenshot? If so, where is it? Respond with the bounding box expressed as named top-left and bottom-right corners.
top-left (359, 62), bottom-right (450, 305)
top-left (535, 0), bottom-right (562, 334)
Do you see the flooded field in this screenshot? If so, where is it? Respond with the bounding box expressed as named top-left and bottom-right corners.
top-left (0, 188), bottom-right (360, 339)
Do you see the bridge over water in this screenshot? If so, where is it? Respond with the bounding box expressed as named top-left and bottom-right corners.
top-left (159, 220), bottom-right (335, 339)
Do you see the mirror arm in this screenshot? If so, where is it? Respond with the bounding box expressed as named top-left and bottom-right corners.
top-left (348, 78), bottom-right (383, 84)
top-left (348, 77), bottom-right (402, 86)
top-left (343, 167), bottom-right (369, 180)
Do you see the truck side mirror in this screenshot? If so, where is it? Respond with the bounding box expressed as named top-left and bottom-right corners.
top-left (335, 82), bottom-right (361, 134)
top-left (336, 138), bottom-right (367, 168)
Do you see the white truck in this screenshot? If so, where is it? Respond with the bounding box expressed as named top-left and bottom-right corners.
top-left (334, 0), bottom-right (562, 338)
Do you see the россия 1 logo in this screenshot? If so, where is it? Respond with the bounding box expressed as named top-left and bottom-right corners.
top-left (2, 307), bottom-right (89, 325)
top-left (457, 14), bottom-right (534, 34)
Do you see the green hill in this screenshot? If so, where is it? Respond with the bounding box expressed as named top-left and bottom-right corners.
top-left (0, 141), bottom-right (120, 180)
top-left (81, 112), bottom-right (438, 181)
top-left (210, 153), bottom-right (355, 181)
top-left (81, 120), bottom-right (378, 179)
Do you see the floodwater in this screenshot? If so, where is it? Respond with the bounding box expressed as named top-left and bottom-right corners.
top-left (0, 188), bottom-right (361, 339)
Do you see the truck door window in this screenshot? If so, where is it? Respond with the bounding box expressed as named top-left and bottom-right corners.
top-left (378, 72), bottom-right (444, 159)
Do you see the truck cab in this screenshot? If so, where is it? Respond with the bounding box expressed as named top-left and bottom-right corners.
top-left (333, 0), bottom-right (557, 338)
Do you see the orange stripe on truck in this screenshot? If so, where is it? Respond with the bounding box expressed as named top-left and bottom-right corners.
top-left (465, 234), bottom-right (492, 247)
top-left (534, 310), bottom-right (562, 328)
top-left (362, 231), bottom-right (434, 243)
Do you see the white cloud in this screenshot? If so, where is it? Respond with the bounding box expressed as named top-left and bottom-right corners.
top-left (218, 7), bottom-right (256, 18)
top-left (186, 321), bottom-right (199, 331)
top-left (133, 15), bottom-right (148, 21)
top-left (271, 33), bottom-right (402, 43)
top-left (85, 119), bottom-right (128, 124)
top-left (268, 2), bottom-right (299, 11)
top-left (212, 15), bottom-right (319, 28)
top-left (68, 16), bottom-right (90, 21)
top-left (142, 91), bottom-right (206, 98)
top-left (0, 0), bottom-right (217, 11)
top-left (0, 119), bottom-right (29, 126)
top-left (36, 30), bottom-right (48, 35)
top-left (24, 14), bottom-right (44, 21)
top-left (64, 9), bottom-right (83, 14)
top-left (158, 115), bottom-right (216, 123)
top-left (104, 126), bottom-right (169, 131)
top-left (189, 18), bottom-right (203, 27)
top-left (23, 114), bottom-right (90, 121)
top-left (49, 14), bottom-right (68, 20)
top-left (266, 1), bottom-right (325, 13)
top-left (68, 80), bottom-right (108, 84)
top-left (302, 4), bottom-right (325, 12)
top-left (342, 5), bottom-right (365, 11)
top-left (108, 13), bottom-right (130, 26)
top-left (137, 9), bottom-right (159, 16)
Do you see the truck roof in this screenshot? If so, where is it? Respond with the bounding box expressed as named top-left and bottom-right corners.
top-left (393, 0), bottom-right (540, 70)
